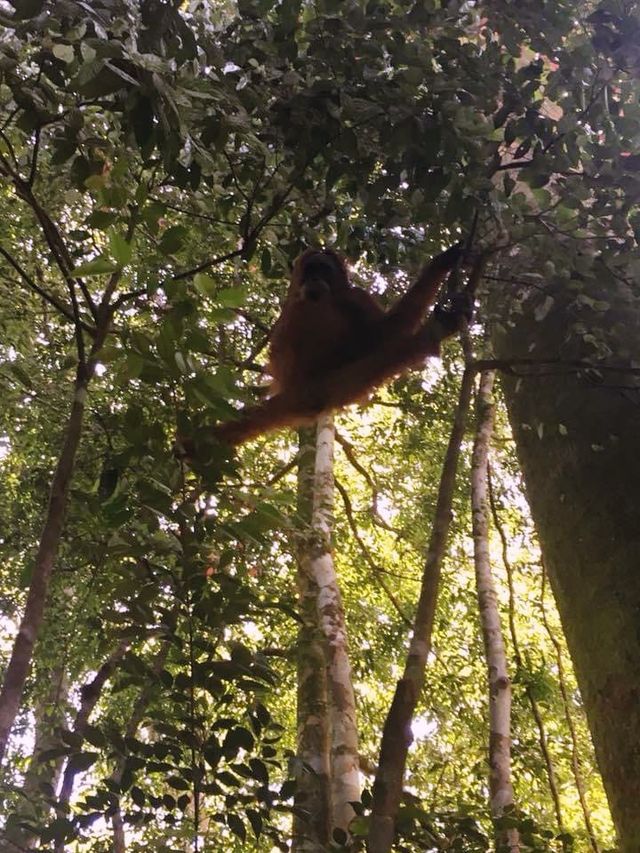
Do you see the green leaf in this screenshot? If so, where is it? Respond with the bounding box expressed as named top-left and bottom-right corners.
top-left (159, 225), bottom-right (189, 255)
top-left (85, 210), bottom-right (117, 230)
top-left (247, 808), bottom-right (263, 839)
top-left (12, 0), bottom-right (45, 19)
top-left (249, 758), bottom-right (269, 784)
top-left (125, 352), bottom-right (144, 379)
top-left (68, 751), bottom-right (100, 772)
top-left (73, 256), bottom-right (119, 277)
top-left (227, 813), bottom-right (246, 841)
top-left (216, 287), bottom-right (246, 308)
top-left (52, 43), bottom-right (75, 64)
top-left (131, 786), bottom-right (146, 807)
top-left (109, 230), bottom-right (133, 266)
top-left (83, 725), bottom-right (107, 749)
top-left (193, 272), bottom-right (218, 297)
top-left (167, 776), bottom-right (190, 791)
top-left (174, 351), bottom-right (188, 374)
top-left (41, 817), bottom-right (74, 844)
top-left (8, 362), bottom-right (34, 389)
top-left (223, 726), bottom-right (254, 754)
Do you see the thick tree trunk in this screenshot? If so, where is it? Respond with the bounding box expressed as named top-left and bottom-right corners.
top-left (539, 573), bottom-right (600, 852)
top-left (491, 272), bottom-right (640, 852)
top-left (490, 481), bottom-right (566, 838)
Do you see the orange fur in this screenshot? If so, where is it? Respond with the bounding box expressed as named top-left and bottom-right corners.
top-left (214, 244), bottom-right (464, 446)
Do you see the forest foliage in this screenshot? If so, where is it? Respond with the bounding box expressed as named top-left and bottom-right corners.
top-left (0, 0), bottom-right (638, 850)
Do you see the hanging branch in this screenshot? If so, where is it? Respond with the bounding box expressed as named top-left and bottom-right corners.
top-left (14, 179), bottom-right (98, 327)
top-left (172, 169), bottom-right (303, 281)
top-left (471, 370), bottom-right (519, 852)
top-left (335, 430), bottom-right (400, 533)
top-left (488, 467), bottom-right (565, 837)
top-left (368, 336), bottom-right (476, 853)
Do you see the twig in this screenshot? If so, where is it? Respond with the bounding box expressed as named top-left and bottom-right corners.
top-left (172, 247), bottom-right (245, 281)
top-left (334, 429), bottom-right (398, 534)
top-left (335, 477), bottom-right (412, 628)
top-left (27, 126), bottom-right (41, 187)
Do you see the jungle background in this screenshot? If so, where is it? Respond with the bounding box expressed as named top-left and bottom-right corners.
top-left (1, 0), bottom-right (639, 851)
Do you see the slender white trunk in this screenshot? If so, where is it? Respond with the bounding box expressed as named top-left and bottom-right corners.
top-left (471, 371), bottom-right (519, 851)
top-left (294, 428), bottom-right (331, 853)
top-left (312, 416), bottom-right (360, 834)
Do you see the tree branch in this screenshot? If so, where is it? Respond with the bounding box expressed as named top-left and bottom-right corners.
top-left (16, 180), bottom-right (98, 320)
top-left (471, 356), bottom-right (640, 377)
top-left (0, 244), bottom-right (94, 333)
top-left (172, 247), bottom-right (245, 281)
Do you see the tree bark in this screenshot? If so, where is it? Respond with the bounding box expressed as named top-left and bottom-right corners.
top-left (293, 417), bottom-right (360, 851)
top-left (56, 639), bottom-right (130, 820)
top-left (492, 271), bottom-right (640, 852)
top-left (369, 354), bottom-right (475, 853)
top-left (293, 427), bottom-right (332, 853)
top-left (314, 417), bottom-right (360, 835)
top-left (0, 373), bottom-right (90, 762)
top-left (4, 665), bottom-right (68, 852)
top-left (470, 371), bottom-right (518, 852)
top-left (539, 570), bottom-right (601, 852)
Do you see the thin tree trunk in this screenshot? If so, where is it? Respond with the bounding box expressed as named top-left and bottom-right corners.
top-left (294, 417), bottom-right (360, 849)
top-left (55, 639), bottom-right (131, 824)
top-left (539, 571), bottom-right (601, 853)
top-left (314, 416), bottom-right (360, 836)
top-left (293, 427), bottom-right (332, 853)
top-left (0, 372), bottom-right (91, 762)
top-left (369, 353), bottom-right (476, 853)
top-left (471, 371), bottom-right (519, 852)
top-left (110, 640), bottom-right (171, 853)
top-left (0, 306), bottom-right (117, 763)
top-left (4, 665), bottom-right (68, 852)
top-left (488, 473), bottom-right (564, 836)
